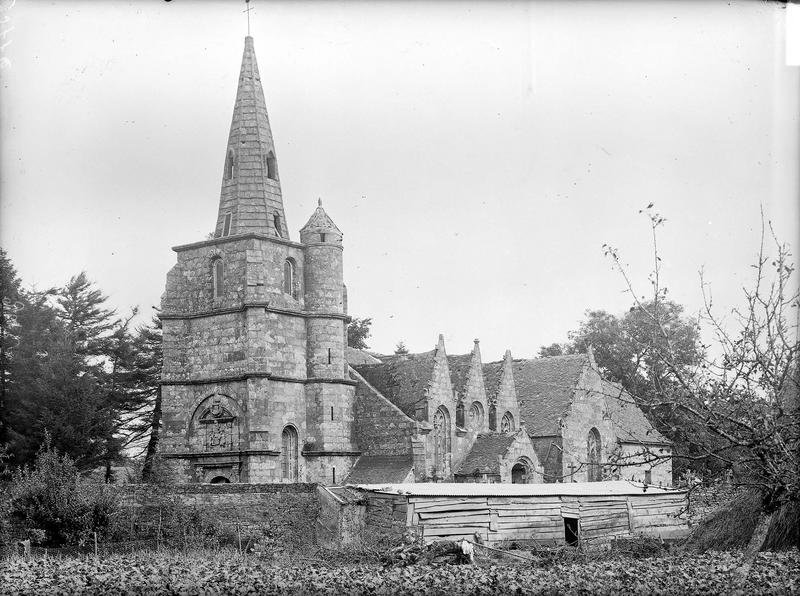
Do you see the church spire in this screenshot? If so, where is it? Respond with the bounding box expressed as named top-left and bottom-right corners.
top-left (214, 36), bottom-right (289, 239)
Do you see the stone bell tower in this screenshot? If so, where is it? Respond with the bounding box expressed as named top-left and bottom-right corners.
top-left (158, 36), bottom-right (359, 484)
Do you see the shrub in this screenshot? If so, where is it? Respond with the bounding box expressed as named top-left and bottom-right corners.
top-left (684, 488), bottom-right (799, 552)
top-left (9, 442), bottom-right (119, 546)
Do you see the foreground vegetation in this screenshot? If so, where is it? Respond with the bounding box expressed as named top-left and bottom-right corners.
top-left (1, 549), bottom-right (799, 595)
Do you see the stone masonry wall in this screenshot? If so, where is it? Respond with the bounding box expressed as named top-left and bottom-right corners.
top-left (118, 483), bottom-right (319, 547)
top-left (561, 365), bottom-right (616, 483)
top-left (532, 436), bottom-right (563, 483)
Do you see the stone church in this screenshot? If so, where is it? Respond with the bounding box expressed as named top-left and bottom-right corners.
top-left (158, 37), bottom-right (672, 487)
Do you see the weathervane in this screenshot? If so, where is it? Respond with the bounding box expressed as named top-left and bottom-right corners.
top-left (244, 0), bottom-right (253, 36)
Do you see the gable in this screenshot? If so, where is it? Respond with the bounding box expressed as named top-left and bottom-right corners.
top-left (602, 381), bottom-right (671, 445)
top-left (455, 433), bottom-right (517, 476)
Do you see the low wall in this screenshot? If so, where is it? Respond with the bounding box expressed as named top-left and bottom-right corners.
top-left (119, 483), bottom-right (319, 547)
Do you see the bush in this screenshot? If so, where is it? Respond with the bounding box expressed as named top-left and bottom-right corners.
top-left (684, 488), bottom-right (799, 552)
top-left (9, 442), bottom-right (119, 546)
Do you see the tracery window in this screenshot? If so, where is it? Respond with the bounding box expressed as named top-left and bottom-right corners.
top-left (587, 427), bottom-right (602, 482)
top-left (469, 401), bottom-right (485, 431)
top-left (500, 411), bottom-right (514, 433)
top-left (432, 406), bottom-right (451, 480)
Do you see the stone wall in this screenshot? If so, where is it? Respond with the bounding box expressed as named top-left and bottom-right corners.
top-left (560, 365), bottom-right (616, 482)
top-left (361, 493), bottom-right (413, 545)
top-left (119, 483), bottom-right (319, 547)
top-left (532, 436), bottom-right (563, 483)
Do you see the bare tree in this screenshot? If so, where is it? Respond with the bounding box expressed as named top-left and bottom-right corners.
top-left (603, 206), bottom-right (799, 568)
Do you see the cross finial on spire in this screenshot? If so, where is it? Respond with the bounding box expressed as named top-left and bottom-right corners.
top-left (244, 0), bottom-right (253, 36)
top-left (318, 198), bottom-right (323, 207)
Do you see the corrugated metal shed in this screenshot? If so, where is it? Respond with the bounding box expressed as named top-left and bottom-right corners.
top-left (352, 480), bottom-right (685, 498)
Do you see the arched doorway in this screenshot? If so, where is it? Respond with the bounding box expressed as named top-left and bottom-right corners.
top-left (209, 476), bottom-right (230, 484)
top-left (281, 426), bottom-right (299, 482)
top-left (587, 427), bottom-right (602, 482)
top-left (511, 463), bottom-right (527, 484)
top-left (432, 406), bottom-right (451, 480)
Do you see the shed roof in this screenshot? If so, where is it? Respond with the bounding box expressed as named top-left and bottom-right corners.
top-left (353, 480), bottom-right (685, 497)
top-left (345, 455), bottom-right (414, 484)
top-left (455, 433), bottom-right (517, 476)
top-left (602, 381), bottom-right (670, 445)
top-left (352, 351), bottom-right (436, 418)
top-left (512, 354), bottom-right (588, 436)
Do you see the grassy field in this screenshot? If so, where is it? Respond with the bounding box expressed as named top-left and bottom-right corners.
top-left (2, 549), bottom-right (799, 595)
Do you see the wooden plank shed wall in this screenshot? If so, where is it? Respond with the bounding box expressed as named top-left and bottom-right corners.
top-left (360, 488), bottom-right (688, 546)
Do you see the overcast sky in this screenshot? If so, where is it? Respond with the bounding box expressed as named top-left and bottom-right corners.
top-left (1, 0), bottom-right (798, 360)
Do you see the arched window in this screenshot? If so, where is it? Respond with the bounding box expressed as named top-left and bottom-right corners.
top-left (488, 404), bottom-right (497, 431)
top-left (266, 151), bottom-right (277, 180)
top-left (432, 406), bottom-right (451, 480)
top-left (283, 258), bottom-right (298, 299)
top-left (469, 402), bottom-right (485, 431)
top-left (500, 412), bottom-right (514, 433)
top-left (281, 425), bottom-right (299, 482)
top-left (455, 401), bottom-right (465, 428)
top-left (587, 427), bottom-right (602, 482)
top-left (212, 259), bottom-right (224, 299)
top-left (225, 148), bottom-right (235, 180)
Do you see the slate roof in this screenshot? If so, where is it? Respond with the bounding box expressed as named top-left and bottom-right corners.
top-left (447, 354), bottom-right (473, 397)
top-left (344, 455), bottom-right (413, 484)
top-left (482, 362), bottom-right (504, 399)
top-left (602, 381), bottom-right (671, 445)
top-left (455, 433), bottom-right (517, 476)
top-left (352, 351), bottom-right (436, 418)
top-left (346, 347), bottom-right (382, 365)
top-left (511, 354), bottom-right (589, 436)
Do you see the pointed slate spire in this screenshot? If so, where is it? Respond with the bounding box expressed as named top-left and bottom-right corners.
top-left (215, 36), bottom-right (289, 239)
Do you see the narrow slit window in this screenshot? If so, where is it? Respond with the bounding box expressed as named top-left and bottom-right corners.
top-left (274, 213), bottom-right (283, 238)
top-left (266, 151), bottom-right (277, 180)
top-left (332, 467), bottom-right (336, 484)
top-left (330, 405), bottom-right (334, 421)
top-left (320, 233), bottom-right (326, 242)
top-left (222, 213), bottom-right (232, 237)
top-left (327, 348), bottom-right (331, 364)
top-left (213, 260), bottom-right (224, 299)
top-left (224, 149), bottom-right (234, 180)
